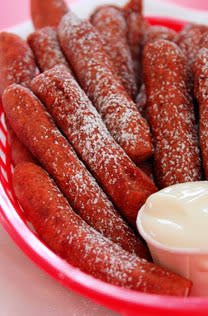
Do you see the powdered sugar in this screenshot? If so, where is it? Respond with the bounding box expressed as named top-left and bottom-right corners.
top-left (30, 65), bottom-right (155, 256)
top-left (58, 11), bottom-right (152, 163)
top-left (194, 48), bottom-right (208, 179)
top-left (176, 23), bottom-right (208, 69)
top-left (0, 32), bottom-right (36, 93)
top-left (91, 6), bottom-right (137, 99)
top-left (28, 27), bottom-right (71, 72)
top-left (143, 40), bottom-right (201, 188)
top-left (14, 161), bottom-right (157, 292)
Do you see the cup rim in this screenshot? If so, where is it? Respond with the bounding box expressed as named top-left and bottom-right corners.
top-left (137, 205), bottom-right (208, 255)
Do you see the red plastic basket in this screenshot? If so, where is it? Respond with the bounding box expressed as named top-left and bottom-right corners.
top-left (1, 16), bottom-right (208, 316)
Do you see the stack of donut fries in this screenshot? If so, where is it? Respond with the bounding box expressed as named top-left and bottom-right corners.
top-left (2, 0), bottom-right (208, 297)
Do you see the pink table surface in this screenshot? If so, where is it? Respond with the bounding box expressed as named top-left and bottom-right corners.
top-left (160, 0), bottom-right (208, 10)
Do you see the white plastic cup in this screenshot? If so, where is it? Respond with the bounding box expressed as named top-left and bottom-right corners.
top-left (137, 206), bottom-right (208, 297)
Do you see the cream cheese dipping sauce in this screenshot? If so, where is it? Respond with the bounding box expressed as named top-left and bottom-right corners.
top-left (137, 181), bottom-right (208, 249)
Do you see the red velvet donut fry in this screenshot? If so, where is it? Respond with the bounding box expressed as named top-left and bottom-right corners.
top-left (91, 6), bottom-right (137, 100)
top-left (0, 32), bottom-right (37, 166)
top-left (123, 0), bottom-right (148, 89)
top-left (6, 119), bottom-right (36, 166)
top-left (143, 40), bottom-right (202, 188)
top-left (27, 27), bottom-right (72, 73)
top-left (123, 0), bottom-right (143, 17)
top-left (136, 26), bottom-right (176, 120)
top-left (2, 84), bottom-right (151, 259)
top-left (30, 0), bottom-right (68, 30)
top-left (193, 48), bottom-right (208, 179)
top-left (30, 65), bottom-right (157, 229)
top-left (175, 23), bottom-right (208, 69)
top-left (201, 32), bottom-right (208, 49)
top-left (58, 11), bottom-right (153, 164)
top-left (143, 26), bottom-right (177, 46)
top-left (0, 32), bottom-right (36, 95)
top-left (13, 162), bottom-right (192, 296)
